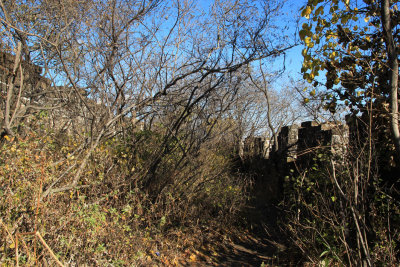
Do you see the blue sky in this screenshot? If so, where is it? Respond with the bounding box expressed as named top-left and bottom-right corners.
top-left (276, 0), bottom-right (307, 79)
top-left (201, 0), bottom-right (307, 80)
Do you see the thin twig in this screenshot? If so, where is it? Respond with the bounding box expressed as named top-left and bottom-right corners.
top-left (15, 234), bottom-right (19, 267)
top-left (35, 231), bottom-right (64, 267)
top-left (330, 160), bottom-right (372, 266)
top-left (0, 218), bottom-right (14, 244)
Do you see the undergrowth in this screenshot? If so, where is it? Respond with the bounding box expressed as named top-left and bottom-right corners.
top-left (0, 120), bottom-right (251, 265)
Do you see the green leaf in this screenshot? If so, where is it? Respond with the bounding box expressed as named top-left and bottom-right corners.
top-left (159, 216), bottom-right (166, 227)
top-left (341, 15), bottom-right (350, 24)
top-left (320, 250), bottom-right (329, 257)
top-left (315, 6), bottom-right (324, 16)
top-left (299, 29), bottom-right (308, 40)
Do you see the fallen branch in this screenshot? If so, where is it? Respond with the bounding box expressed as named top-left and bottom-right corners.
top-left (15, 231), bottom-right (64, 267)
top-left (35, 231), bottom-right (64, 267)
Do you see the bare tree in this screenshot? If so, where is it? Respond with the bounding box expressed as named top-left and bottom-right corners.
top-left (246, 63), bottom-right (306, 153)
top-left (1, 0), bottom-right (297, 196)
top-left (381, 0), bottom-right (400, 159)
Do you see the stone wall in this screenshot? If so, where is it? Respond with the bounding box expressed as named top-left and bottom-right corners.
top-left (0, 52), bottom-right (89, 134)
top-left (244, 121), bottom-right (349, 163)
top-left (0, 52), bottom-right (50, 93)
top-left (274, 124), bottom-right (300, 162)
top-left (1, 52), bottom-right (144, 135)
top-left (297, 121), bottom-right (349, 161)
top-left (241, 121), bottom-right (349, 203)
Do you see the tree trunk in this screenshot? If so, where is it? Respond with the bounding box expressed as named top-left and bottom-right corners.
top-left (381, 0), bottom-right (400, 160)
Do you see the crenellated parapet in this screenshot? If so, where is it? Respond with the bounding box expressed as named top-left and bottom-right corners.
top-left (243, 121), bottom-right (349, 163)
top-left (296, 121), bottom-right (349, 164)
top-left (274, 124), bottom-right (300, 162)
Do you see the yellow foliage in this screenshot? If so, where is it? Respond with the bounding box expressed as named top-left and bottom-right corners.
top-left (301, 6), bottom-right (312, 19)
top-left (305, 37), bottom-right (314, 48)
top-left (189, 254), bottom-right (197, 262)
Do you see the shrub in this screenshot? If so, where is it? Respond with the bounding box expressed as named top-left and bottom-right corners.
top-left (281, 144), bottom-right (400, 265)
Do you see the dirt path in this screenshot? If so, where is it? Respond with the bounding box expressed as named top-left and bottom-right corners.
top-left (189, 204), bottom-right (301, 266)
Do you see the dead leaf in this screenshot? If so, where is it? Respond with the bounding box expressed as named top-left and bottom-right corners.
top-left (189, 254), bottom-right (197, 262)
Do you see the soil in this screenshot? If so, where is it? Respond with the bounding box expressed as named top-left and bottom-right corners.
top-left (186, 203), bottom-right (304, 266)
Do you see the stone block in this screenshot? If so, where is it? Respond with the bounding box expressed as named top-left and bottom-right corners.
top-left (301, 121), bottom-right (319, 128)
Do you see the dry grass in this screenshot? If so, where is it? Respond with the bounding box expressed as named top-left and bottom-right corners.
top-left (0, 127), bottom-right (250, 266)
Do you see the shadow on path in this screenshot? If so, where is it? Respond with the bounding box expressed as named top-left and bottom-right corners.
top-left (184, 157), bottom-right (303, 266)
top-left (194, 204), bottom-right (302, 266)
